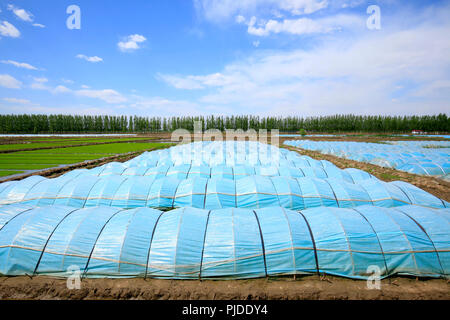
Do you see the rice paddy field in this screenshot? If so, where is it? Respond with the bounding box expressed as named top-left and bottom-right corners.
top-left (0, 135), bottom-right (173, 179)
top-left (0, 138), bottom-right (152, 151)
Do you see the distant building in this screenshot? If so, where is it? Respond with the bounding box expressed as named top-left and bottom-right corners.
top-left (412, 130), bottom-right (425, 135)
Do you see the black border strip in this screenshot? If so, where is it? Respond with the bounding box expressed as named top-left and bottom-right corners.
top-left (252, 210), bottom-right (268, 277)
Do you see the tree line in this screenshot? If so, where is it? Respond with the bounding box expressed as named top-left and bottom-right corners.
top-left (0, 114), bottom-right (448, 134)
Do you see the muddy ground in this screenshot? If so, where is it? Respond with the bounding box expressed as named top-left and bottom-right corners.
top-left (279, 134), bottom-right (449, 143)
top-left (0, 275), bottom-right (448, 300)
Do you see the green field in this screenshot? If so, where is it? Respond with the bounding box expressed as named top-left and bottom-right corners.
top-left (0, 140), bottom-right (173, 177)
top-left (0, 170), bottom-right (25, 177)
top-left (20, 142), bottom-right (171, 154)
top-left (0, 137), bottom-right (160, 152)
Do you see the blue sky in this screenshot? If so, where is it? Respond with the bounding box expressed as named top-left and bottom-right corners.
top-left (0, 0), bottom-right (449, 116)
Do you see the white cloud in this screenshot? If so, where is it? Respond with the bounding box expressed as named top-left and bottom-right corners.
top-left (235, 15), bottom-right (246, 23)
top-left (158, 75), bottom-right (204, 90)
top-left (339, 0), bottom-right (365, 9)
top-left (61, 79), bottom-right (74, 84)
top-left (30, 77), bottom-right (49, 90)
top-left (33, 77), bottom-right (48, 83)
top-left (194, 0), bottom-right (328, 21)
top-left (80, 85), bottom-right (90, 89)
top-left (7, 4), bottom-right (33, 22)
top-left (161, 13), bottom-right (450, 115)
top-left (6, 5), bottom-right (45, 28)
top-left (0, 104), bottom-right (116, 116)
top-left (129, 96), bottom-right (204, 116)
top-left (0, 21), bottom-right (20, 38)
top-left (76, 89), bottom-right (127, 104)
top-left (118, 34), bottom-right (147, 52)
top-left (413, 80), bottom-right (450, 98)
top-left (53, 85), bottom-right (72, 94)
top-left (159, 72), bottom-right (234, 90)
top-left (253, 40), bottom-right (260, 47)
top-left (246, 14), bottom-right (363, 36)
top-left (280, 0), bottom-right (328, 15)
top-left (26, 75), bottom-right (127, 104)
top-left (0, 74), bottom-right (22, 89)
top-left (3, 97), bottom-right (30, 104)
top-left (76, 54), bottom-right (103, 63)
top-left (1, 60), bottom-right (38, 70)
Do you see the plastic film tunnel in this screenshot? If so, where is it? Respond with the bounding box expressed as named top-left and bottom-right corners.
top-left (0, 175), bottom-right (447, 210)
top-left (0, 141), bottom-right (449, 280)
top-left (0, 204), bottom-right (448, 279)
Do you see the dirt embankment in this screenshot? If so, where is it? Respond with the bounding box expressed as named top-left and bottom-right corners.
top-left (280, 135), bottom-right (449, 143)
top-left (0, 275), bottom-right (448, 300)
top-left (284, 145), bottom-right (450, 202)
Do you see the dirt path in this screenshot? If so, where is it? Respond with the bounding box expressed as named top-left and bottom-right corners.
top-left (280, 135), bottom-right (449, 143)
top-left (0, 275), bottom-right (448, 300)
top-left (284, 145), bottom-right (450, 202)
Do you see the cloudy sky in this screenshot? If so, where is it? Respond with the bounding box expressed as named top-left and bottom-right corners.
top-left (0, 0), bottom-right (449, 116)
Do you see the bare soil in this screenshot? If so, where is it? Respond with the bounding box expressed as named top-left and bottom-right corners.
top-left (280, 134), bottom-right (449, 143)
top-left (0, 275), bottom-right (448, 300)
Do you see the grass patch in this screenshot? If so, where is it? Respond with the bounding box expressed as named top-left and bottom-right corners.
top-left (0, 170), bottom-right (24, 177)
top-left (21, 142), bottom-right (171, 155)
top-left (0, 142), bottom-right (173, 172)
top-left (0, 137), bottom-right (160, 151)
top-left (422, 145), bottom-right (449, 149)
top-left (379, 173), bottom-right (403, 181)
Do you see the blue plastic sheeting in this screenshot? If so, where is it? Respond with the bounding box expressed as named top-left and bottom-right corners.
top-left (0, 141), bottom-right (448, 281)
top-left (0, 175), bottom-right (446, 210)
top-left (50, 141), bottom-right (376, 182)
top-left (285, 140), bottom-right (450, 178)
top-left (0, 204), bottom-right (448, 279)
top-left (59, 162), bottom-right (374, 183)
top-left (278, 134), bottom-right (345, 137)
top-left (396, 135), bottom-right (450, 139)
top-left (121, 141), bottom-right (309, 167)
top-left (83, 163), bottom-right (370, 182)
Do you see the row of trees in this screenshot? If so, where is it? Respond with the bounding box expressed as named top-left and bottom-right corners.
top-left (0, 114), bottom-right (448, 134)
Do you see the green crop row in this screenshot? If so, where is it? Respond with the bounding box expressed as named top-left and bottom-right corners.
top-left (0, 142), bottom-right (172, 177)
top-left (0, 137), bottom-right (160, 151)
top-left (0, 170), bottom-right (25, 177)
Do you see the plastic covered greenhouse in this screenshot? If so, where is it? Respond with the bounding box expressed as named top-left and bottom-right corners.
top-left (0, 141), bottom-right (449, 280)
top-left (285, 140), bottom-right (450, 178)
